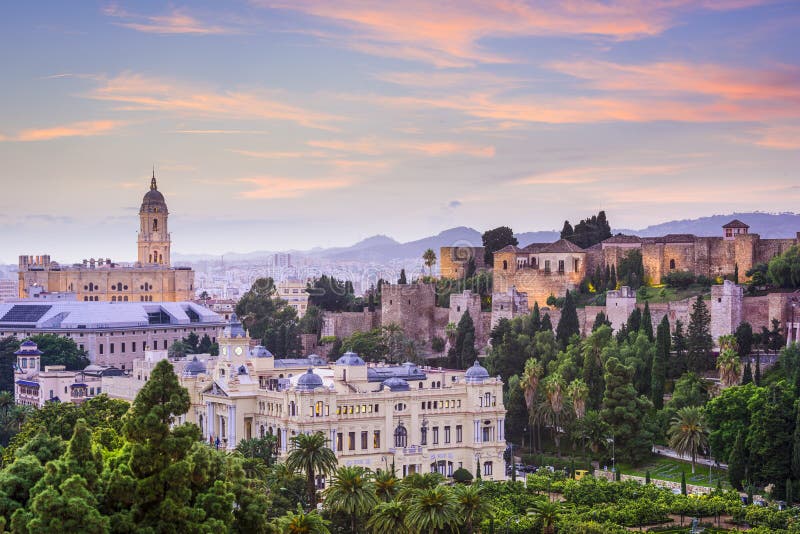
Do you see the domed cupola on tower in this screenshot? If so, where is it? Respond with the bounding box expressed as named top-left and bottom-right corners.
top-left (138, 170), bottom-right (171, 266)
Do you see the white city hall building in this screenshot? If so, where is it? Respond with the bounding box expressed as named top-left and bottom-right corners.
top-left (190, 315), bottom-right (508, 482)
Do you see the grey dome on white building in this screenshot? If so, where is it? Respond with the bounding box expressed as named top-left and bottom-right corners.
top-left (382, 377), bottom-right (410, 392)
top-left (336, 352), bottom-right (366, 366)
top-left (250, 345), bottom-right (273, 358)
top-left (183, 356), bottom-right (207, 376)
top-left (296, 369), bottom-right (324, 391)
top-left (465, 360), bottom-right (490, 383)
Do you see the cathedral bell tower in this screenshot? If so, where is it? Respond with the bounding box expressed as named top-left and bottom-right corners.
top-left (138, 170), bottom-right (171, 266)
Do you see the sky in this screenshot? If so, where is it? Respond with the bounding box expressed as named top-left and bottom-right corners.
top-left (1, 1), bottom-right (799, 263)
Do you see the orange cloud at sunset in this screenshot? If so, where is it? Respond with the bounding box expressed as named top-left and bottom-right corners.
top-left (4, 120), bottom-right (124, 142)
top-left (237, 176), bottom-right (354, 199)
top-left (104, 5), bottom-right (236, 35)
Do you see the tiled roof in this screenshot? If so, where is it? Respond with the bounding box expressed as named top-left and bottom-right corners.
top-left (496, 245), bottom-right (522, 253)
top-left (540, 239), bottom-right (585, 253)
top-left (722, 219), bottom-right (749, 229)
top-left (521, 243), bottom-right (548, 253)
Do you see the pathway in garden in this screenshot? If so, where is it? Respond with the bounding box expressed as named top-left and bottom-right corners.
top-left (653, 446), bottom-right (728, 469)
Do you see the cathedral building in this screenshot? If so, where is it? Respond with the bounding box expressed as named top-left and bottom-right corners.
top-left (18, 173), bottom-right (195, 302)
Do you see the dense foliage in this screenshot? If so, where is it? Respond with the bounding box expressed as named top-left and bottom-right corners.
top-left (236, 277), bottom-right (303, 357)
top-left (560, 211), bottom-right (612, 249)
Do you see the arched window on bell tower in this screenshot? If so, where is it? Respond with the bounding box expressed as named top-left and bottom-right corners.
top-left (153, 218), bottom-right (158, 231)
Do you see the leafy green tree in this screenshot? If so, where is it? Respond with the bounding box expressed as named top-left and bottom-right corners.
top-left (792, 404), bottom-right (800, 481)
top-left (651, 316), bottom-right (670, 410)
top-left (582, 326), bottom-right (612, 411)
top-left (323, 466), bottom-right (379, 534)
top-left (735, 322), bottom-right (754, 358)
top-left (747, 382), bottom-right (795, 497)
top-left (668, 407), bottom-right (709, 474)
top-left (705, 383), bottom-right (759, 462)
top-left (617, 249), bottom-right (645, 289)
top-left (198, 333), bottom-right (214, 354)
top-left (286, 432), bottom-right (338, 509)
top-left (482, 226), bottom-right (518, 265)
top-left (24, 474), bottom-right (110, 533)
top-left (341, 329), bottom-right (387, 361)
top-left (728, 430), bottom-right (748, 490)
top-left (30, 334), bottom-right (89, 370)
top-left (299, 305), bottom-right (324, 338)
top-left (307, 275), bottom-right (358, 312)
top-left (237, 435), bottom-right (278, 467)
top-left (670, 320), bottom-right (688, 378)
top-left (0, 337), bottom-right (20, 393)
top-left (556, 291), bottom-right (580, 349)
top-left (168, 339), bottom-right (188, 359)
top-left (405, 485), bottom-right (459, 534)
top-left (601, 357), bottom-right (653, 465)
top-left (687, 297), bottom-right (713, 372)
top-left (237, 277), bottom-right (302, 357)
top-left (626, 308), bottom-right (642, 337)
top-left (767, 245), bottom-right (800, 288)
top-left (561, 211), bottom-right (612, 249)
top-left (0, 454), bottom-right (45, 520)
top-left (592, 312), bottom-right (610, 332)
top-left (620, 331), bottom-right (655, 398)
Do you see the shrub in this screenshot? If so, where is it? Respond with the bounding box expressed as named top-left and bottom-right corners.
top-left (662, 271), bottom-right (696, 289)
top-left (431, 336), bottom-right (446, 353)
top-left (452, 467), bottom-right (473, 483)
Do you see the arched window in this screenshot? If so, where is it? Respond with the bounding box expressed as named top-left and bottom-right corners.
top-left (394, 425), bottom-right (407, 448)
top-left (153, 219), bottom-right (158, 231)
top-left (420, 426), bottom-right (428, 445)
top-left (502, 260), bottom-right (508, 270)
top-left (669, 259), bottom-right (676, 270)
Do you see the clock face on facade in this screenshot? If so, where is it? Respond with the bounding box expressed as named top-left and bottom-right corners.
top-left (234, 346), bottom-right (243, 356)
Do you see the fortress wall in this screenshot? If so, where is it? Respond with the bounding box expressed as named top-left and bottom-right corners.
top-left (755, 238), bottom-right (798, 264)
top-left (321, 310), bottom-right (379, 339)
top-left (742, 296), bottom-right (770, 332)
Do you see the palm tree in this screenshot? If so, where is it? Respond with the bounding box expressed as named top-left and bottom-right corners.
top-left (520, 358), bottom-right (543, 410)
top-left (405, 485), bottom-right (459, 534)
top-left (454, 483), bottom-right (492, 534)
top-left (527, 499), bottom-right (561, 534)
top-left (668, 406), bottom-right (709, 474)
top-left (537, 374), bottom-right (567, 456)
top-left (323, 466), bottom-right (379, 533)
top-left (716, 348), bottom-right (741, 387)
top-left (366, 500), bottom-right (409, 534)
top-left (374, 468), bottom-right (399, 501)
top-left (567, 378), bottom-right (589, 420)
top-left (273, 504), bottom-right (330, 534)
top-left (718, 334), bottom-right (738, 353)
top-left (286, 432), bottom-right (338, 509)
top-left (397, 472), bottom-right (444, 502)
top-left (423, 249), bottom-right (437, 277)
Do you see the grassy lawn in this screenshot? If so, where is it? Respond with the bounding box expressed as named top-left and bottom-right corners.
top-left (618, 455), bottom-right (729, 489)
top-left (636, 284), bottom-right (710, 304)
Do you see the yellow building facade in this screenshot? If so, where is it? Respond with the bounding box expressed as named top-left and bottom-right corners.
top-left (18, 172), bottom-right (195, 302)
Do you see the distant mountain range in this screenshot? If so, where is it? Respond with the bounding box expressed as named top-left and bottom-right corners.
top-left (173, 212), bottom-right (800, 264)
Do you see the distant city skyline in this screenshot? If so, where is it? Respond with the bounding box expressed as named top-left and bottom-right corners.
top-left (1, 1), bottom-right (799, 263)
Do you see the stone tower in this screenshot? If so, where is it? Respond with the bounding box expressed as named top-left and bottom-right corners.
top-left (711, 280), bottom-right (743, 344)
top-left (138, 171), bottom-right (171, 266)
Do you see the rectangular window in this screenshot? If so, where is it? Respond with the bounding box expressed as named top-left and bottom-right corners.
top-left (361, 431), bottom-right (368, 450)
top-left (336, 433), bottom-right (343, 452)
top-left (544, 260), bottom-right (551, 272)
top-left (456, 425), bottom-right (463, 443)
top-left (110, 343), bottom-right (115, 354)
top-left (483, 462), bottom-right (493, 476)
top-left (348, 432), bottom-right (355, 451)
top-left (132, 342), bottom-right (136, 352)
top-left (433, 427), bottom-right (439, 445)
top-left (163, 340), bottom-right (168, 350)
top-left (121, 342), bottom-right (126, 353)
top-left (99, 344), bottom-right (104, 355)
top-left (482, 427), bottom-right (491, 442)
top-left (373, 430), bottom-right (380, 449)
top-left (558, 260), bottom-right (565, 273)
top-left (444, 426), bottom-right (451, 444)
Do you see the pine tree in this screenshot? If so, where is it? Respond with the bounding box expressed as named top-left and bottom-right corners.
top-left (556, 291), bottom-right (580, 349)
top-left (601, 357), bottom-right (653, 465)
top-left (398, 269), bottom-right (407, 285)
top-left (742, 360), bottom-right (753, 385)
top-left (640, 301), bottom-right (654, 342)
top-left (651, 316), bottom-right (670, 410)
top-left (626, 308), bottom-right (642, 335)
top-left (687, 297), bottom-right (713, 373)
top-left (448, 310), bottom-right (477, 370)
top-left (560, 220), bottom-right (574, 240)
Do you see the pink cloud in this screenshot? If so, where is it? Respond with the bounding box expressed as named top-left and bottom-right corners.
top-left (237, 176), bottom-right (354, 199)
top-left (753, 124), bottom-right (800, 150)
top-left (88, 73), bottom-right (342, 130)
top-left (3, 120), bottom-right (124, 142)
top-left (308, 137), bottom-right (495, 158)
top-left (103, 5), bottom-right (237, 35)
top-left (259, 0), bottom-right (769, 67)
top-left (515, 164), bottom-right (688, 186)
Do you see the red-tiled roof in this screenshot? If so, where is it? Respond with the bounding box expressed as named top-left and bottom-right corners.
top-left (540, 239), bottom-right (585, 253)
top-left (603, 234), bottom-right (643, 244)
top-left (722, 219), bottom-right (750, 229)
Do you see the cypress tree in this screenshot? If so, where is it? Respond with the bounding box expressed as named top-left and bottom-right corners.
top-left (788, 479), bottom-right (794, 505)
top-left (651, 316), bottom-right (670, 410)
top-left (671, 320), bottom-right (688, 378)
top-left (742, 360), bottom-right (753, 385)
top-left (645, 470), bottom-right (651, 484)
top-left (530, 302), bottom-right (541, 333)
top-left (398, 269), bottom-right (407, 285)
top-left (687, 297), bottom-right (713, 372)
top-left (605, 264), bottom-right (611, 289)
top-left (556, 291), bottom-right (580, 349)
top-left (626, 308), bottom-right (642, 335)
top-left (681, 472), bottom-right (687, 495)
top-left (541, 313), bottom-right (553, 332)
top-left (792, 404), bottom-right (800, 480)
top-left (610, 265), bottom-right (618, 289)
top-left (728, 430), bottom-right (747, 490)
top-left (592, 311), bottom-right (610, 332)
top-left (560, 220), bottom-right (574, 239)
top-left (640, 301), bottom-right (654, 342)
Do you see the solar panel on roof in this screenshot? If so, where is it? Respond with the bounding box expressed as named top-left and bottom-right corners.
top-left (186, 308), bottom-right (200, 323)
top-left (0, 305), bottom-right (51, 323)
top-left (147, 310), bottom-right (171, 325)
